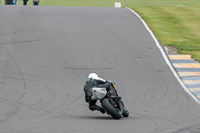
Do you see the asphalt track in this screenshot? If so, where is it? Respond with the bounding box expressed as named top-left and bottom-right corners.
top-left (0, 6), bottom-right (200, 133)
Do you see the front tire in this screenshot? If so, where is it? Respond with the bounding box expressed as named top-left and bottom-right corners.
top-left (122, 108), bottom-right (129, 117)
top-left (101, 98), bottom-right (121, 119)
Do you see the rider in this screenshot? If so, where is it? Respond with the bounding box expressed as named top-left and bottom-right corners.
top-left (83, 73), bottom-right (118, 114)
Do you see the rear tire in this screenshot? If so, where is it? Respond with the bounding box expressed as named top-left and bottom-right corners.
top-left (101, 98), bottom-right (121, 119)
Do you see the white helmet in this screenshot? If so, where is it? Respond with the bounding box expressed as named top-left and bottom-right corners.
top-left (88, 73), bottom-right (98, 80)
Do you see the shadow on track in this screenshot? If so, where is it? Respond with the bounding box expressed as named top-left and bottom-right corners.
top-left (71, 114), bottom-right (134, 121)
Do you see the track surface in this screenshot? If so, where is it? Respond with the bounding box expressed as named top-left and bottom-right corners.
top-left (0, 6), bottom-right (200, 133)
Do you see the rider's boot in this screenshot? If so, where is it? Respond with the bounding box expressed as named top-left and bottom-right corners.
top-left (89, 105), bottom-right (105, 114)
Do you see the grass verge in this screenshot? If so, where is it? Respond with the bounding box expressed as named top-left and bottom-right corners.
top-left (133, 3), bottom-right (200, 61)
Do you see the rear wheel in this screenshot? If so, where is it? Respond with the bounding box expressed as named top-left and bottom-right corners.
top-left (101, 98), bottom-right (121, 119)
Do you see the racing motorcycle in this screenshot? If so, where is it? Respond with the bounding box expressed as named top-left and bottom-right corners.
top-left (91, 83), bottom-right (129, 119)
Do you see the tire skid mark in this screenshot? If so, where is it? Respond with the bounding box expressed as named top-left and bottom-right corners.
top-left (133, 112), bottom-right (189, 133)
top-left (8, 52), bottom-right (26, 90)
top-left (39, 99), bottom-right (57, 117)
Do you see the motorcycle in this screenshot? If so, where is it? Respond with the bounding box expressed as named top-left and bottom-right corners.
top-left (33, 0), bottom-right (39, 5)
top-left (91, 83), bottom-right (129, 119)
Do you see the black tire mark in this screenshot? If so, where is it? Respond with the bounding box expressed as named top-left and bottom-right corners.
top-left (9, 53), bottom-right (26, 90)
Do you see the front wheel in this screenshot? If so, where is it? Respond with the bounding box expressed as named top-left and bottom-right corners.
top-left (101, 98), bottom-right (121, 119)
top-left (122, 108), bottom-right (129, 117)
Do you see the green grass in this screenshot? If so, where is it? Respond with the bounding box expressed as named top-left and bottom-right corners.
top-left (2, 0), bottom-right (200, 61)
top-left (134, 4), bottom-right (200, 61)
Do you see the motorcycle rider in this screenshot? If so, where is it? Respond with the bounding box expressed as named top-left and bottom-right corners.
top-left (83, 73), bottom-right (118, 114)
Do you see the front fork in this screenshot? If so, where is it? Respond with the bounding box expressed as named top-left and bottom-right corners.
top-left (112, 83), bottom-right (125, 107)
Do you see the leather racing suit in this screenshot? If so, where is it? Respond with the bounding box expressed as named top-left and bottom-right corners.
top-left (83, 78), bottom-right (114, 114)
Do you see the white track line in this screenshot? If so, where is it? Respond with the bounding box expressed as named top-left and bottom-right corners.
top-left (125, 7), bottom-right (200, 105)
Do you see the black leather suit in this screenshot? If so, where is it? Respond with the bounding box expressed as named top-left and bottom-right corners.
top-left (83, 78), bottom-right (113, 113)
